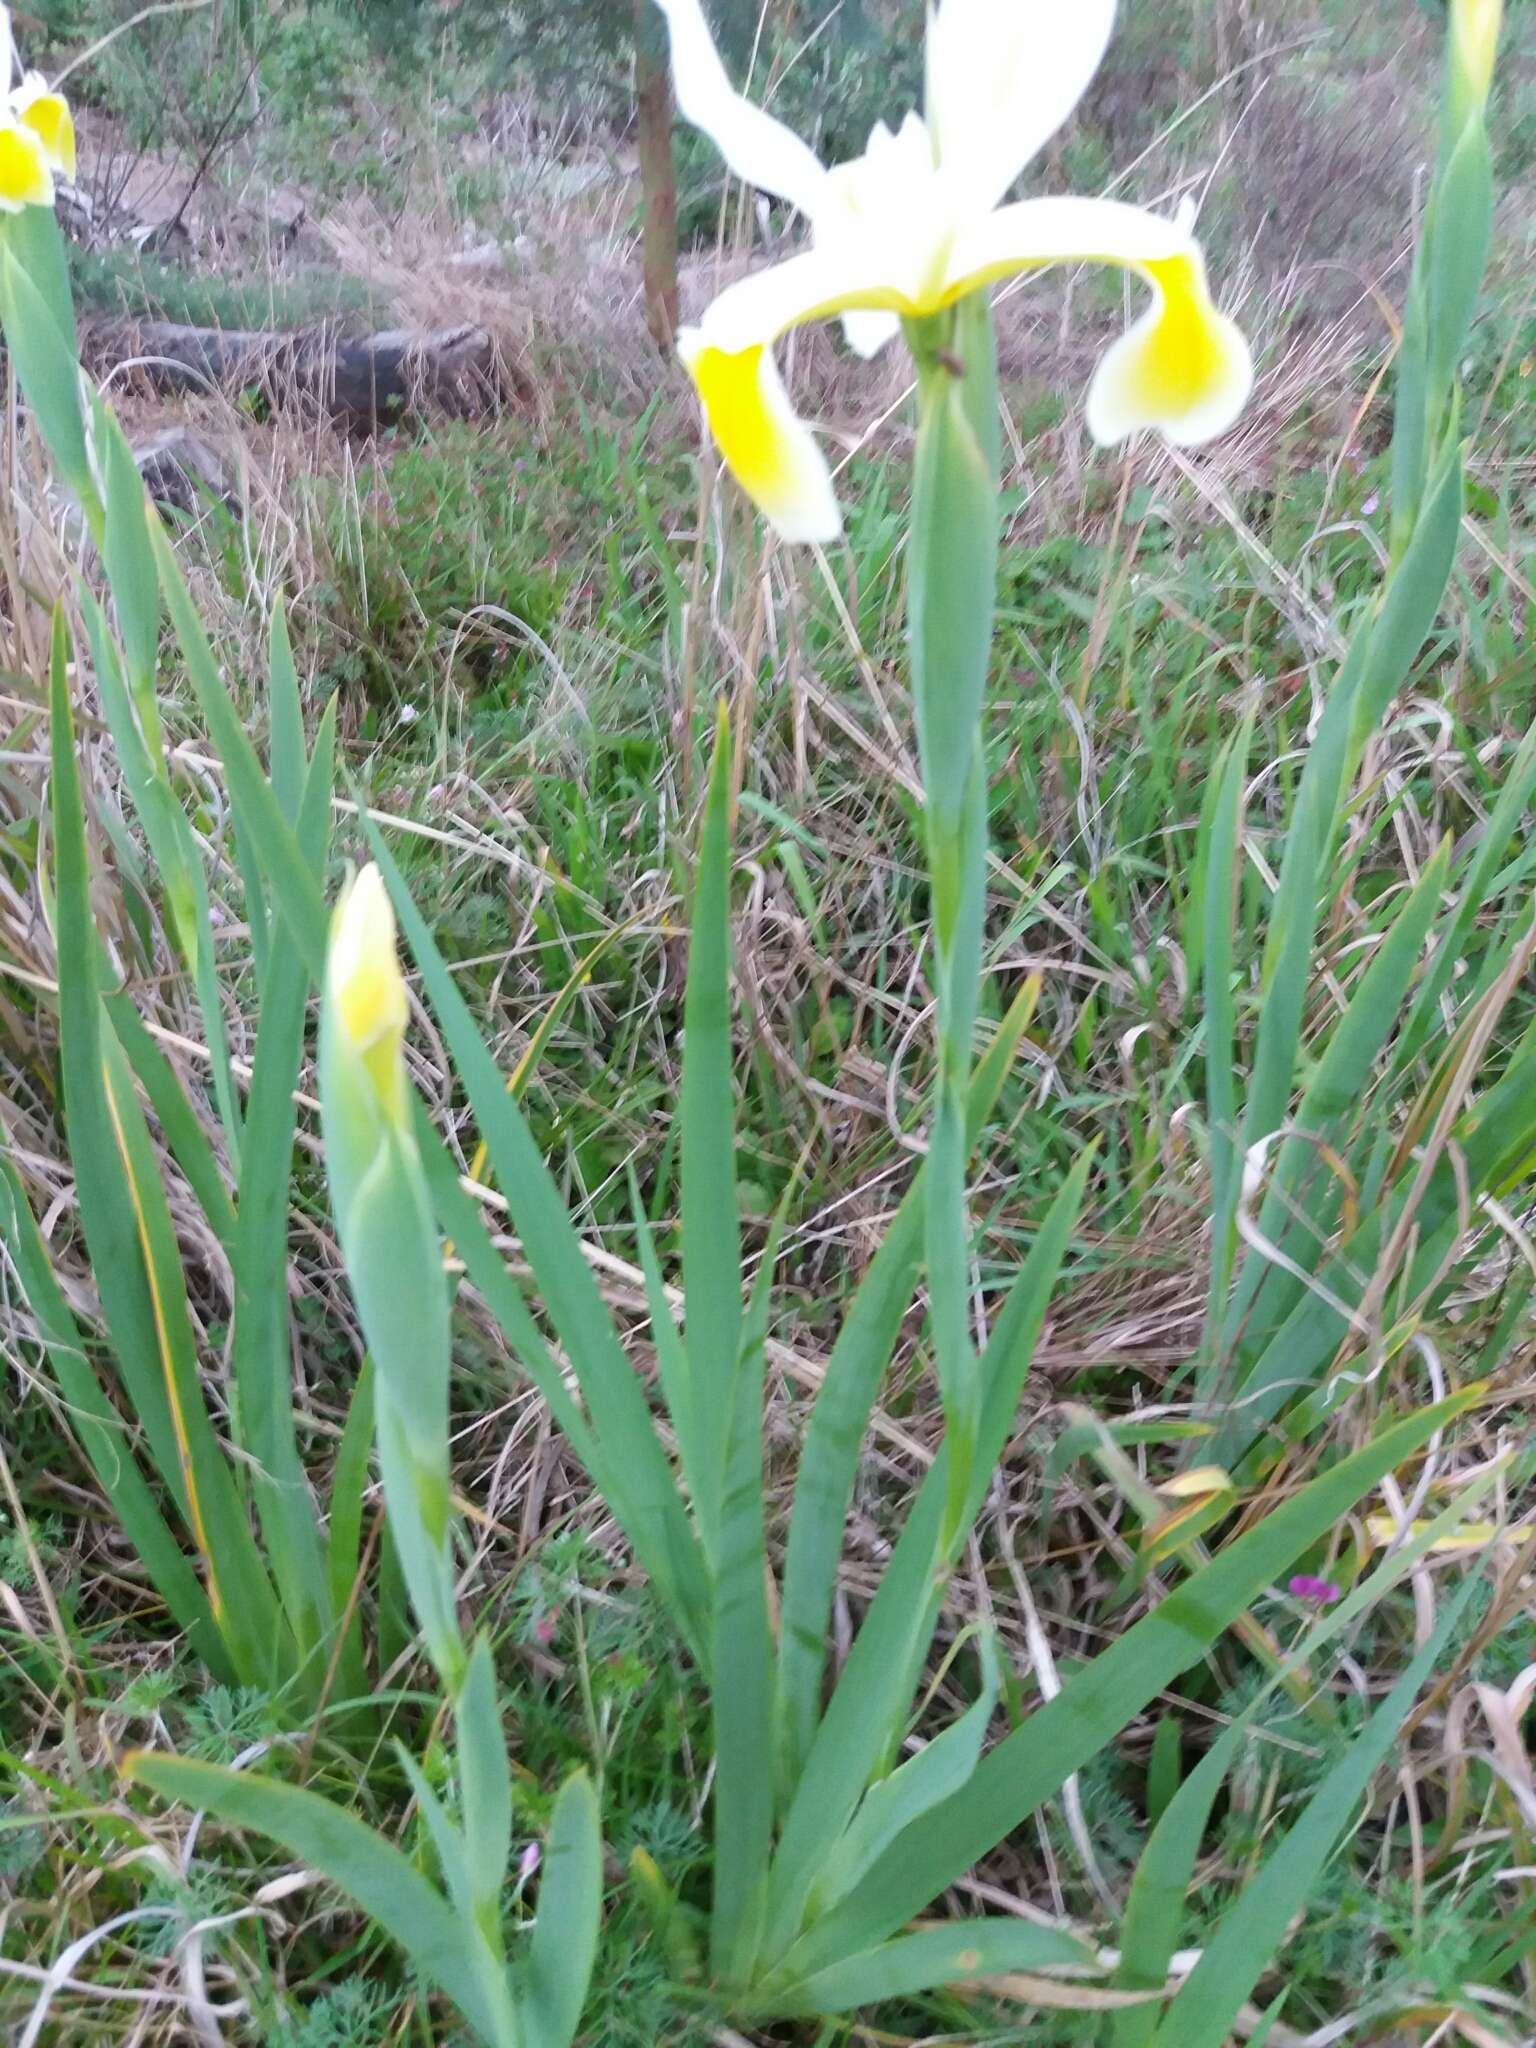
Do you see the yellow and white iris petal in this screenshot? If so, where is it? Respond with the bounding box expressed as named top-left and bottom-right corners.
top-left (1083, 246), bottom-right (1252, 447)
top-left (678, 328), bottom-right (841, 544)
top-left (0, 120), bottom-right (51, 212)
top-left (926, 0), bottom-right (1116, 213)
top-left (944, 196), bottom-right (1253, 445)
top-left (13, 75), bottom-right (74, 179)
top-left (651, 0), bottom-right (826, 213)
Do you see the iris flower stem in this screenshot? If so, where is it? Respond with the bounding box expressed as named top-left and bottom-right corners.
top-left (905, 292), bottom-right (1000, 1546)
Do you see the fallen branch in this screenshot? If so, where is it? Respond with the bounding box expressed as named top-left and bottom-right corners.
top-left (79, 318), bottom-right (516, 428)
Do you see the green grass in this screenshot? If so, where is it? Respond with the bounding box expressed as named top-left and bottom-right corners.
top-left (4, 1), bottom-right (1536, 2038)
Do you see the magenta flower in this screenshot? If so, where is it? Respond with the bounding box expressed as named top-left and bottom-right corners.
top-left (1288, 1573), bottom-right (1342, 1606)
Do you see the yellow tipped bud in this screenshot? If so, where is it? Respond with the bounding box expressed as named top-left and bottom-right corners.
top-left (1451, 0), bottom-right (1502, 105)
top-left (328, 863), bottom-right (409, 1120)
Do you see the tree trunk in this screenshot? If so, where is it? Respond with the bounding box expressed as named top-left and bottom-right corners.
top-left (634, 0), bottom-right (680, 352)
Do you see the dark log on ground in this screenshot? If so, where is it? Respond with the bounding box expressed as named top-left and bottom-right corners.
top-left (80, 319), bottom-right (517, 429)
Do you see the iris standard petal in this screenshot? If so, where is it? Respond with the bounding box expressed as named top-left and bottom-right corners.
top-left (0, 121), bottom-right (51, 211)
top-left (926, 0), bottom-right (1116, 212)
top-left (679, 329), bottom-right (842, 543)
top-left (943, 195), bottom-right (1252, 446)
top-left (14, 80), bottom-right (75, 179)
top-left (654, 0), bottom-right (826, 214)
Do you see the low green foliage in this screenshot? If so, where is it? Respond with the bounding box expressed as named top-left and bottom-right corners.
top-left (1, 1), bottom-right (1535, 2042)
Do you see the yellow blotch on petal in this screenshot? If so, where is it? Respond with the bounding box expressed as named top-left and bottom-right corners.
top-left (0, 123), bottom-right (52, 213)
top-left (18, 93), bottom-right (75, 180)
top-left (1085, 248), bottom-right (1252, 449)
top-left (680, 332), bottom-right (841, 544)
top-left (328, 864), bottom-right (410, 1121)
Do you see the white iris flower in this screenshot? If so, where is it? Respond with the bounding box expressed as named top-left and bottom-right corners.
top-left (657, 0), bottom-right (1254, 542)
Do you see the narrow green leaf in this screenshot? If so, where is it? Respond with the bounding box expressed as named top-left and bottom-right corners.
top-left (1145, 1714), bottom-right (1183, 1833)
top-left (0, 1158), bottom-right (226, 1675)
top-left (97, 401), bottom-right (164, 724)
top-left (229, 717), bottom-right (340, 1673)
top-left (1244, 431), bottom-right (1463, 1162)
top-left (356, 823), bottom-right (708, 1659)
top-left (1195, 719), bottom-right (1250, 1336)
top-left (123, 1752), bottom-right (498, 2044)
top-left (1223, 841), bottom-right (1452, 1370)
top-left (50, 609), bottom-right (278, 1688)
top-left (811, 1636), bottom-right (1000, 1919)
top-left (458, 1637), bottom-right (513, 1938)
top-left (630, 1174), bottom-right (708, 1515)
top-left (1149, 1584), bottom-right (1475, 2048)
top-left (81, 594), bottom-right (241, 1155)
top-left (780, 1387), bottom-right (1478, 1977)
top-left (764, 1157), bottom-right (1089, 1963)
top-left (418, 1126), bottom-right (606, 1484)
top-left (268, 603), bottom-right (307, 825)
top-left (50, 611), bottom-right (186, 1514)
top-left (103, 992), bottom-right (237, 1252)
top-left (524, 1770), bottom-right (603, 2048)
top-left (1112, 1717), bottom-right (1250, 2048)
top-left (0, 247), bottom-right (92, 499)
top-left (680, 705), bottom-right (742, 1549)
top-left (1425, 122), bottom-right (1492, 395)
top-left (99, 1024), bottom-right (286, 1683)
top-left (709, 1200), bottom-right (782, 1985)
top-left (768, 1917), bottom-right (1093, 2020)
top-left (149, 515), bottom-right (330, 976)
top-left (777, 977), bottom-right (1040, 1794)
top-left (0, 203), bottom-right (78, 350)
top-left (326, 1358), bottom-right (375, 1621)
top-left (1394, 715), bottom-right (1536, 1075)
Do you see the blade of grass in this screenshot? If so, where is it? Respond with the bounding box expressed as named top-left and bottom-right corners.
top-left (776, 1386), bottom-right (1478, 1980)
top-left (765, 1917), bottom-right (1095, 2019)
top-left (81, 595), bottom-right (241, 1162)
top-left (458, 1636), bottom-right (513, 1957)
top-left (708, 1199), bottom-right (782, 1986)
top-left (1111, 1716), bottom-right (1250, 2048)
top-left (763, 1156), bottom-right (1089, 1963)
top-left (523, 1769), bottom-right (603, 2048)
top-left (1193, 720), bottom-right (1250, 1338)
top-left (1221, 839), bottom-right (1453, 1369)
top-left (681, 705), bottom-right (742, 1555)
top-left (356, 819), bottom-right (709, 1659)
top-left (99, 1021), bottom-right (287, 1686)
top-left (1148, 1581), bottom-right (1476, 2048)
top-left (102, 992), bottom-right (237, 1252)
top-left (229, 702), bottom-right (339, 1676)
top-left (123, 1751), bottom-right (499, 2044)
top-left (0, 1156), bottom-right (227, 1676)
top-left (148, 516), bottom-right (329, 976)
top-left (49, 609), bottom-right (280, 1687)
top-left (776, 977), bottom-right (1041, 1796)
top-left (1242, 435), bottom-right (1463, 1158)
